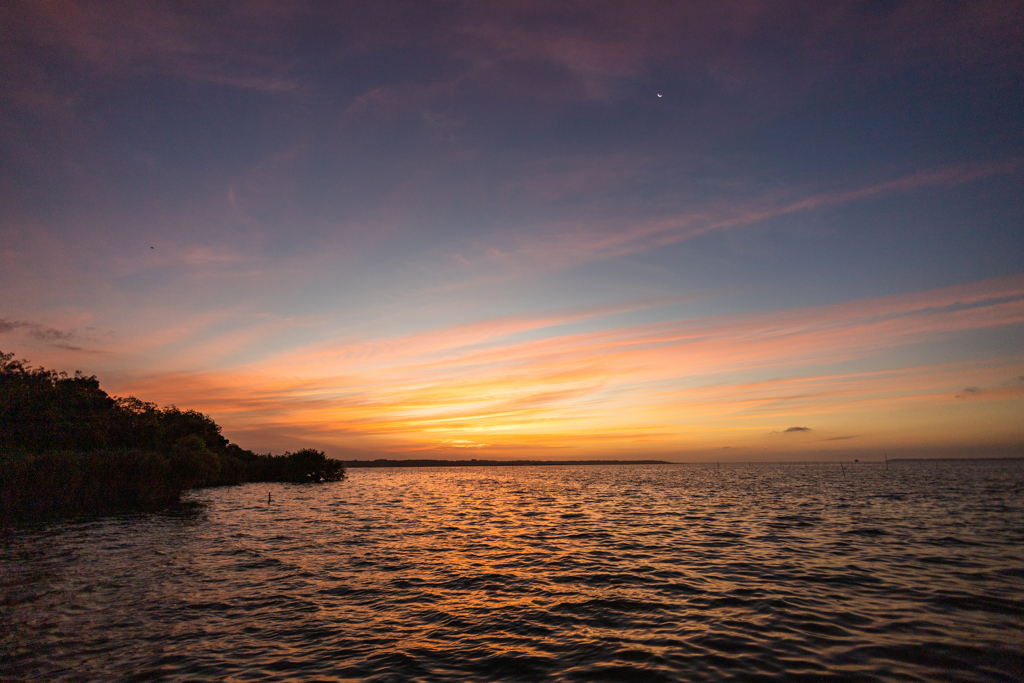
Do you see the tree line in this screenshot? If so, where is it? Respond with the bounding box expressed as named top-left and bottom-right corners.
top-left (0, 351), bottom-right (344, 520)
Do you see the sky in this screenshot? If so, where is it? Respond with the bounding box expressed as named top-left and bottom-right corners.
top-left (1, 1), bottom-right (1023, 460)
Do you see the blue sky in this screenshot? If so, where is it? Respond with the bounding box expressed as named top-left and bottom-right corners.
top-left (2, 1), bottom-right (1022, 458)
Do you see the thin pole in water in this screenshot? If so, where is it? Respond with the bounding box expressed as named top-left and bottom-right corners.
top-left (884, 452), bottom-right (888, 470)
top-left (840, 461), bottom-right (846, 477)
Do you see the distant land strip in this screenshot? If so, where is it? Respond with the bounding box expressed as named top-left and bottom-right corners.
top-left (887, 456), bottom-right (1024, 461)
top-left (342, 459), bottom-right (674, 467)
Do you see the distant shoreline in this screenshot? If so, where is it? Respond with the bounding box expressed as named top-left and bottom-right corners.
top-left (341, 457), bottom-right (1023, 468)
top-left (342, 459), bottom-right (674, 467)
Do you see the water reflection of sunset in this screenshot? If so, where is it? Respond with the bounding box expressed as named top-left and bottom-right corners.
top-left (6, 460), bottom-right (1021, 679)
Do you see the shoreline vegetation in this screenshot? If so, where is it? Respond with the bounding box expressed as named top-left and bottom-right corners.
top-left (0, 351), bottom-right (345, 522)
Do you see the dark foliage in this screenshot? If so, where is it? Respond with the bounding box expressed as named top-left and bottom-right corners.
top-left (0, 353), bottom-right (116, 452)
top-left (1, 450), bottom-right (183, 519)
top-left (0, 351), bottom-right (345, 521)
top-left (249, 448), bottom-right (348, 483)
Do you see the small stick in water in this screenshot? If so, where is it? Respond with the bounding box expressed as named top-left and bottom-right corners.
top-left (268, 492), bottom-right (272, 505)
top-left (840, 461), bottom-right (846, 477)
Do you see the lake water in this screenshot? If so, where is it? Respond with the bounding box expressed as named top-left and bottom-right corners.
top-left (2, 460), bottom-right (1023, 681)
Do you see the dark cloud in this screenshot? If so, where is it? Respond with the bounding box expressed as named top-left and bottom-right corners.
top-left (784, 426), bottom-right (811, 433)
top-left (822, 435), bottom-right (858, 441)
top-left (28, 326), bottom-right (75, 343)
top-left (0, 318), bottom-right (80, 349)
top-left (955, 387), bottom-right (982, 399)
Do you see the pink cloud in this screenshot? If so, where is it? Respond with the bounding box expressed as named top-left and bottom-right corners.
top-left (10, 1), bottom-right (301, 93)
top-left (447, 2), bottom-right (1024, 106)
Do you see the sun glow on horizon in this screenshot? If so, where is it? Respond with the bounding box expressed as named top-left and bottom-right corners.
top-left (81, 275), bottom-right (1024, 459)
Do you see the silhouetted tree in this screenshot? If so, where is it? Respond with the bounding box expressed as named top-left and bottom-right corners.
top-left (170, 434), bottom-right (222, 489)
top-left (283, 448), bottom-right (346, 482)
top-left (110, 396), bottom-right (160, 450)
top-left (1, 350), bottom-right (346, 521)
top-left (1, 351), bottom-right (116, 451)
top-left (157, 406), bottom-right (229, 455)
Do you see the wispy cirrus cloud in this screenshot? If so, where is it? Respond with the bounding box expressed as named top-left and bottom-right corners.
top-left (451, 158), bottom-right (1024, 278)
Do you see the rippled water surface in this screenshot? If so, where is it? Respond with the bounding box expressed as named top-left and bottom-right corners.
top-left (3, 460), bottom-right (1023, 681)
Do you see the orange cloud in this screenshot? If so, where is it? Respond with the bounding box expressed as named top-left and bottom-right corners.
top-left (108, 275), bottom-right (1024, 456)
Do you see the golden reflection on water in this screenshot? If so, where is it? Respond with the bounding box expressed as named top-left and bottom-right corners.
top-left (2, 461), bottom-right (1023, 681)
